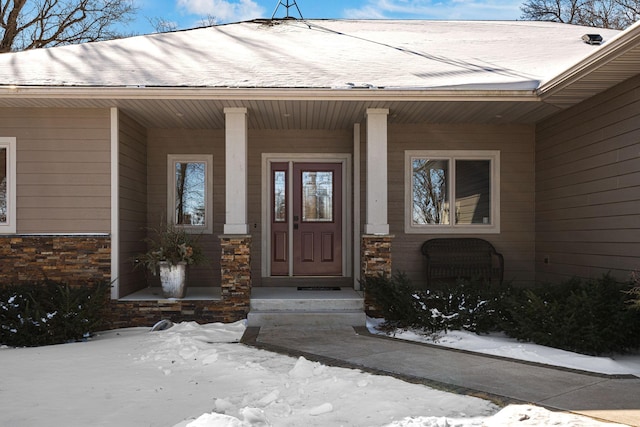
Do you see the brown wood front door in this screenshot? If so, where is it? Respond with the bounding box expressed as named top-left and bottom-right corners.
top-left (270, 162), bottom-right (342, 276)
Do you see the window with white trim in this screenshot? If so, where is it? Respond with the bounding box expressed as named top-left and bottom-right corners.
top-left (167, 154), bottom-right (213, 234)
top-left (0, 137), bottom-right (16, 234)
top-left (405, 150), bottom-right (500, 234)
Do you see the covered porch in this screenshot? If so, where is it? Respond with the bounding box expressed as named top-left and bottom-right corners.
top-left (111, 103), bottom-right (403, 326)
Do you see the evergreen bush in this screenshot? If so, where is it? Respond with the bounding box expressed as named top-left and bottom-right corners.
top-left (365, 271), bottom-right (640, 356)
top-left (0, 280), bottom-right (109, 347)
top-left (364, 273), bottom-right (506, 334)
top-left (500, 274), bottom-right (640, 355)
top-left (363, 272), bottom-right (427, 330)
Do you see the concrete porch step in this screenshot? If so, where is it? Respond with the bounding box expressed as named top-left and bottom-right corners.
top-left (247, 310), bottom-right (366, 327)
top-left (247, 287), bottom-right (365, 327)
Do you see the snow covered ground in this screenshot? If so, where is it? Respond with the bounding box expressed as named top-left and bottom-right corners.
top-left (0, 320), bottom-right (634, 427)
top-left (366, 318), bottom-right (640, 378)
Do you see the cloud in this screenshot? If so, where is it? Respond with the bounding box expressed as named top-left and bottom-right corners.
top-left (343, 0), bottom-right (522, 20)
top-left (177, 0), bottom-right (265, 23)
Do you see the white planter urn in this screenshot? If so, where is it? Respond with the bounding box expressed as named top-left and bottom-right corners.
top-left (158, 261), bottom-right (187, 298)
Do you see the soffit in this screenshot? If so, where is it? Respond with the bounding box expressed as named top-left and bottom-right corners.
top-left (0, 96), bottom-right (559, 128)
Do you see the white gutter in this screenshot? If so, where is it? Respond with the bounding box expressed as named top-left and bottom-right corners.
top-left (538, 20), bottom-right (640, 98)
top-left (0, 86), bottom-right (541, 103)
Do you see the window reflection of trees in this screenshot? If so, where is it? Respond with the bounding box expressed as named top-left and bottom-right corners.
top-left (175, 162), bottom-right (206, 226)
top-left (302, 171), bottom-right (333, 222)
top-left (274, 171), bottom-right (286, 222)
top-left (412, 159), bottom-right (448, 225)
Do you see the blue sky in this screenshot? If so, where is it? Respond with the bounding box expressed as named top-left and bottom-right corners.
top-left (131, 0), bottom-right (524, 34)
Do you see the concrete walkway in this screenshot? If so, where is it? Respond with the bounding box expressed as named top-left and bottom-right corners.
top-left (241, 326), bottom-right (640, 426)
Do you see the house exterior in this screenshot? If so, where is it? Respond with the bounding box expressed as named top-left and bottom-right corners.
top-left (0, 19), bottom-right (639, 327)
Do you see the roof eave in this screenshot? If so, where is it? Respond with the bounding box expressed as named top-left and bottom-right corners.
top-left (0, 86), bottom-right (540, 103)
top-left (537, 20), bottom-right (640, 101)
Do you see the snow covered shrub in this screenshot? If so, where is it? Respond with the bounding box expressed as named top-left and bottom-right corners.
top-left (363, 272), bottom-right (428, 331)
top-left (0, 281), bottom-right (109, 347)
top-left (500, 274), bottom-right (640, 355)
top-left (431, 278), bottom-right (507, 333)
top-left (364, 273), bottom-right (507, 334)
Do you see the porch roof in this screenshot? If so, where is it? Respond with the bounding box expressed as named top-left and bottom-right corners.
top-left (0, 19), bottom-right (637, 128)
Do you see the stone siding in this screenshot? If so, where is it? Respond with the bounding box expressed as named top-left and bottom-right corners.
top-left (361, 234), bottom-right (393, 316)
top-left (361, 235), bottom-right (393, 278)
top-left (220, 235), bottom-right (252, 319)
top-left (0, 234), bottom-right (254, 328)
top-left (0, 235), bottom-right (111, 287)
top-left (108, 299), bottom-right (238, 329)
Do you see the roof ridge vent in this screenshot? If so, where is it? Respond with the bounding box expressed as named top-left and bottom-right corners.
top-left (271, 0), bottom-right (304, 19)
top-left (582, 34), bottom-right (603, 45)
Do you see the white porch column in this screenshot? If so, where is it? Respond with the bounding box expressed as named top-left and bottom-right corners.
top-left (364, 108), bottom-right (389, 235)
top-left (224, 107), bottom-right (249, 234)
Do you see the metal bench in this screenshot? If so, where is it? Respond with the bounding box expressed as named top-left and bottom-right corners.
top-left (420, 238), bottom-right (504, 286)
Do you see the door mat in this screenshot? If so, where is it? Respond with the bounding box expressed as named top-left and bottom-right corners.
top-left (297, 286), bottom-right (341, 291)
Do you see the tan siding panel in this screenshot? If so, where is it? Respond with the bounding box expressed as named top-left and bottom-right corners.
top-left (535, 74), bottom-right (640, 283)
top-left (18, 162), bottom-right (110, 174)
top-left (20, 207), bottom-right (111, 220)
top-left (0, 108), bottom-right (112, 233)
top-left (18, 196), bottom-right (109, 208)
top-left (18, 185), bottom-right (110, 197)
top-left (387, 123), bottom-right (536, 287)
top-left (18, 173), bottom-right (110, 186)
top-left (118, 112), bottom-right (148, 297)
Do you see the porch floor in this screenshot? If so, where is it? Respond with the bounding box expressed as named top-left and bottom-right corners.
top-left (119, 287), bottom-right (221, 301)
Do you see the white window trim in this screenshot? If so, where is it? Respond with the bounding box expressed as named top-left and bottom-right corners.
top-left (167, 154), bottom-right (213, 234)
top-left (405, 150), bottom-right (500, 234)
top-left (0, 137), bottom-right (16, 234)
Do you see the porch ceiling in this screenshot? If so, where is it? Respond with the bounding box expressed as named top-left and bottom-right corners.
top-left (0, 95), bottom-right (561, 128)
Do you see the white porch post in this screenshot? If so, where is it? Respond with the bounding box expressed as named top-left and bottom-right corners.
top-left (223, 107), bottom-right (249, 234)
top-left (364, 108), bottom-right (389, 235)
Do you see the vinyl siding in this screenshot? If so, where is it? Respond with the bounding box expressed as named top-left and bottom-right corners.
top-left (146, 128), bottom-right (225, 287)
top-left (535, 74), bottom-right (640, 283)
top-left (383, 123), bottom-right (536, 287)
top-left (118, 112), bottom-right (148, 297)
top-left (0, 108), bottom-right (111, 233)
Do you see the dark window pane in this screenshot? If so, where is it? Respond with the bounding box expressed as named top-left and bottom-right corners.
top-left (455, 160), bottom-right (490, 225)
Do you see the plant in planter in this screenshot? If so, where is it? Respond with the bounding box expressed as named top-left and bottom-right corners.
top-left (136, 222), bottom-right (205, 298)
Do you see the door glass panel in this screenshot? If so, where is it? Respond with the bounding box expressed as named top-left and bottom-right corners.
top-left (274, 170), bottom-right (286, 222)
top-left (301, 171), bottom-right (333, 222)
top-left (0, 147), bottom-right (6, 224)
top-left (174, 161), bottom-right (206, 226)
top-left (455, 160), bottom-right (491, 224)
top-left (412, 158), bottom-right (449, 225)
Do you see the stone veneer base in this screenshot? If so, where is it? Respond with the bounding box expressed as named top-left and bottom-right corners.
top-left (361, 234), bottom-right (393, 317)
top-left (0, 234), bottom-right (254, 329)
